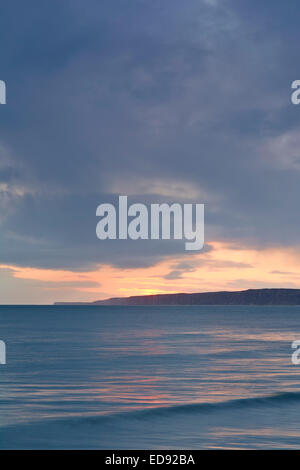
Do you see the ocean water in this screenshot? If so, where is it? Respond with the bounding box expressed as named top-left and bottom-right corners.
top-left (1, 305), bottom-right (300, 449)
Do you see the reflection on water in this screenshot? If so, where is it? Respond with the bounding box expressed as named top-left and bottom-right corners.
top-left (1, 305), bottom-right (300, 448)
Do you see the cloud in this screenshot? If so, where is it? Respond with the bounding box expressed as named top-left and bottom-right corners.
top-left (162, 242), bottom-right (247, 279)
top-left (0, 266), bottom-right (101, 304)
top-left (108, 176), bottom-right (211, 200)
top-left (270, 270), bottom-right (300, 277)
top-left (0, 0), bottom-right (300, 289)
top-left (164, 270), bottom-right (185, 280)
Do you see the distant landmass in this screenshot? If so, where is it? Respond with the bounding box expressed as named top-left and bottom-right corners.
top-left (54, 288), bottom-right (300, 306)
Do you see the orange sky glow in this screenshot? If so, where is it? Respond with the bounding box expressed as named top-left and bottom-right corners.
top-left (1, 241), bottom-right (300, 303)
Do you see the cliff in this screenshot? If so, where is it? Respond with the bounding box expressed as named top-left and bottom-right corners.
top-left (54, 288), bottom-right (300, 306)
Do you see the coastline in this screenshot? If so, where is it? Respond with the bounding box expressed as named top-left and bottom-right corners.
top-left (54, 288), bottom-right (300, 306)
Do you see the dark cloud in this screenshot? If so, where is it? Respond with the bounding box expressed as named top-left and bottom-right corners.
top-left (164, 254), bottom-right (253, 280)
top-left (0, 0), bottom-right (299, 272)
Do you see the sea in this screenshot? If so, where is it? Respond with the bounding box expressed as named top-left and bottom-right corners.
top-left (1, 305), bottom-right (300, 449)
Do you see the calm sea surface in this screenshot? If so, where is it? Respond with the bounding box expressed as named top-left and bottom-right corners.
top-left (1, 305), bottom-right (300, 449)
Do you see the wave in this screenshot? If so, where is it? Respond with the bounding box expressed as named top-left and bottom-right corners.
top-left (99, 391), bottom-right (300, 422)
top-left (44, 390), bottom-right (300, 427)
top-left (2, 391), bottom-right (300, 449)
top-left (3, 391), bottom-right (300, 432)
top-left (137, 391), bottom-right (300, 418)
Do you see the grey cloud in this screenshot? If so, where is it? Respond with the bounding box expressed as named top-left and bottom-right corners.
top-left (0, 1), bottom-right (300, 271)
top-left (164, 270), bottom-right (185, 280)
top-left (164, 255), bottom-right (252, 280)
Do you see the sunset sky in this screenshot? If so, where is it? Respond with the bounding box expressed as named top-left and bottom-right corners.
top-left (1, 0), bottom-right (300, 303)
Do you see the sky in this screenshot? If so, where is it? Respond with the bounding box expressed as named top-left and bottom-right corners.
top-left (1, 0), bottom-right (300, 303)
